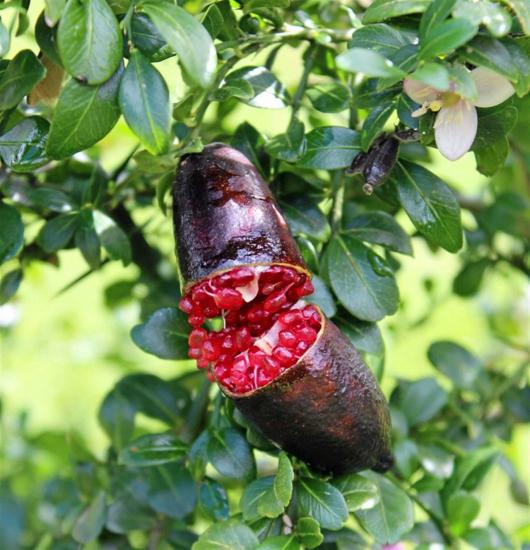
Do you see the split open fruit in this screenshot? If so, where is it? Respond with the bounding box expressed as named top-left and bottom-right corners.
top-left (173, 143), bottom-right (393, 474)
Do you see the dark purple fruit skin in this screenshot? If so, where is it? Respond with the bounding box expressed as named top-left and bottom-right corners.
top-left (173, 143), bottom-right (306, 287)
top-left (225, 316), bottom-right (393, 475)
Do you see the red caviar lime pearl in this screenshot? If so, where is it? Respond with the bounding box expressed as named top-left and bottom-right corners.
top-left (189, 313), bottom-right (205, 327)
top-left (189, 328), bottom-right (207, 348)
top-left (273, 346), bottom-right (295, 367)
top-left (264, 291), bottom-right (287, 313)
top-left (279, 330), bottom-right (297, 348)
top-left (179, 296), bottom-right (194, 314)
top-left (231, 267), bottom-right (255, 285)
top-left (188, 348), bottom-right (202, 359)
top-left (215, 288), bottom-right (244, 310)
top-left (298, 326), bottom-right (317, 343)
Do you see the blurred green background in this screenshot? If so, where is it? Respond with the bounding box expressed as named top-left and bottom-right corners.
top-left (0, 0), bottom-right (529, 544)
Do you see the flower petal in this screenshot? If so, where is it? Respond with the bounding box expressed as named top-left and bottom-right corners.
top-left (403, 78), bottom-right (439, 104)
top-left (471, 67), bottom-right (514, 108)
top-left (434, 100), bottom-right (478, 161)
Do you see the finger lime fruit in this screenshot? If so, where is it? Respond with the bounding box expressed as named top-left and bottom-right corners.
top-left (173, 143), bottom-right (393, 474)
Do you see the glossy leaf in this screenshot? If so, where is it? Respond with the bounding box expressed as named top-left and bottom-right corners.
top-left (327, 234), bottom-right (399, 322)
top-left (333, 474), bottom-right (380, 512)
top-left (281, 195), bottom-right (330, 241)
top-left (336, 316), bottom-right (384, 356)
top-left (428, 341), bottom-right (484, 389)
top-left (296, 478), bottom-right (348, 531)
top-left (93, 210), bottom-right (131, 265)
top-left (337, 48), bottom-right (406, 79)
top-left (207, 428), bottom-right (255, 481)
top-left (119, 51), bottom-right (171, 154)
top-left (118, 433), bottom-right (187, 467)
top-left (447, 491), bottom-right (480, 535)
top-left (501, 0), bottom-right (530, 34)
top-left (306, 82), bottom-right (351, 113)
top-left (459, 36), bottom-right (519, 81)
top-left (131, 307), bottom-right (189, 360)
top-left (419, 0), bottom-right (457, 42)
top-left (0, 269), bottom-right (23, 305)
top-left (354, 473), bottom-right (414, 544)
top-left (348, 23), bottom-right (410, 56)
top-left (0, 203), bottom-right (24, 264)
top-left (225, 66), bottom-right (289, 108)
top-left (257, 453), bottom-right (294, 518)
top-left (0, 50), bottom-right (45, 110)
top-left (344, 211), bottom-right (413, 255)
top-left (265, 119), bottom-right (305, 162)
top-left (193, 520), bottom-right (259, 550)
top-left (58, 0), bottom-right (122, 84)
top-left (98, 387), bottom-right (136, 450)
top-left (37, 213), bottom-right (79, 253)
top-left (72, 491), bottom-right (106, 543)
top-left (298, 127), bottom-right (360, 169)
top-left (0, 117), bottom-right (49, 172)
top-left (46, 66), bottom-right (122, 159)
top-left (296, 517), bottom-right (323, 549)
top-left (361, 101), bottom-right (395, 151)
top-left (141, 1), bottom-right (216, 88)
top-left (398, 378), bottom-right (448, 425)
top-left (392, 161), bottom-right (463, 252)
top-left (363, 0), bottom-right (430, 23)
top-left (199, 479), bottom-right (229, 522)
top-left (419, 18), bottom-right (477, 60)
top-left (306, 275), bottom-right (337, 318)
top-left (130, 13), bottom-right (173, 61)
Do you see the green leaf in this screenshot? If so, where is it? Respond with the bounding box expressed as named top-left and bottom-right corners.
top-left (75, 211), bottom-right (101, 268)
top-left (37, 213), bottom-right (79, 253)
top-left (45, 0), bottom-right (66, 25)
top-left (72, 491), bottom-right (107, 544)
top-left (98, 386), bottom-right (136, 450)
top-left (394, 439), bottom-right (419, 478)
top-left (504, 38), bottom-right (530, 97)
top-left (479, 191), bottom-right (530, 237)
top-left (398, 378), bottom-right (448, 425)
top-left (327, 234), bottom-right (399, 322)
top-left (0, 269), bottom-right (23, 305)
top-left (296, 478), bottom-right (348, 531)
top-left (363, 0), bottom-right (431, 23)
top-left (442, 447), bottom-right (499, 500)
top-left (459, 36), bottom-right (519, 81)
top-left (119, 51), bottom-right (170, 155)
top-left (0, 117), bottom-right (49, 172)
top-left (298, 127), bottom-right (360, 169)
top-left (354, 472), bottom-right (414, 544)
top-left (189, 431), bottom-right (210, 481)
top-left (265, 119), bottom-right (306, 162)
top-left (419, 18), bottom-right (477, 60)
top-left (241, 476), bottom-right (275, 522)
top-left (336, 48), bottom-right (406, 79)
top-left (141, 465), bottom-right (196, 519)
top-left (207, 427), bottom-right (255, 481)
top-left (93, 210), bottom-right (131, 265)
top-left (0, 203), bottom-right (24, 264)
top-left (344, 211), bottom-right (413, 255)
top-left (214, 77), bottom-right (255, 101)
top-left (348, 24), bottom-right (410, 56)
top-left (453, 258), bottom-right (490, 296)
top-left (46, 66), bottom-right (122, 159)
top-left (257, 536), bottom-right (299, 550)
top-left (306, 82), bottom-right (351, 113)
top-left (193, 520), bottom-right (259, 550)
top-left (58, 0), bottom-right (122, 84)
top-left (130, 13), bottom-right (173, 62)
top-left (454, 1), bottom-right (512, 37)
top-left (447, 491), bottom-right (480, 536)
top-left (501, 0), bottom-right (530, 34)
top-left (409, 62), bottom-right (451, 91)
top-left (257, 453), bottom-right (294, 518)
top-left (428, 341), bottom-right (484, 389)
top-left (333, 474), bottom-right (379, 512)
top-left (361, 101), bottom-right (395, 151)
top-left (131, 307), bottom-right (189, 360)
top-left (118, 433), bottom-right (187, 467)
top-left (0, 50), bottom-right (45, 110)
top-left (117, 373), bottom-right (188, 425)
top-left (306, 275), bottom-right (336, 318)
top-left (280, 195), bottom-right (330, 241)
top-left (419, 0), bottom-right (457, 41)
top-left (448, 63), bottom-right (478, 100)
top-left (199, 479), bottom-right (229, 522)
top-left (140, 1), bottom-right (216, 88)
top-left (336, 316), bottom-right (384, 356)
top-left (225, 66), bottom-right (289, 108)
top-left (392, 161), bottom-right (463, 253)
top-left (106, 497), bottom-right (155, 534)
top-left (296, 517), bottom-right (323, 549)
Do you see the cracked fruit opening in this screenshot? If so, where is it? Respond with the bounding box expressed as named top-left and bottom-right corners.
top-left (179, 264), bottom-right (321, 393)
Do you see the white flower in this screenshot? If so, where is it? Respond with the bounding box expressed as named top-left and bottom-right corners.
top-left (403, 67), bottom-right (515, 161)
